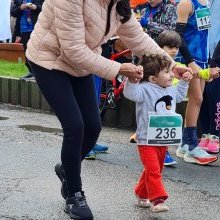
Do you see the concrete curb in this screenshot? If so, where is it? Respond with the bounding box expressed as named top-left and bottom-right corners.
top-left (0, 76), bottom-right (136, 128)
top-left (0, 77), bottom-right (51, 112)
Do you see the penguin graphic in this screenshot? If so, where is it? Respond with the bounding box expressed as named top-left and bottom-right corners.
top-left (154, 95), bottom-right (174, 113)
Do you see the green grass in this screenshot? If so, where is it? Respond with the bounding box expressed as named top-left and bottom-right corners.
top-left (0, 59), bottom-right (28, 78)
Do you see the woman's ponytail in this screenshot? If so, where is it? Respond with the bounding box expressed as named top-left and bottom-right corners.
top-left (116, 0), bottom-right (132, 23)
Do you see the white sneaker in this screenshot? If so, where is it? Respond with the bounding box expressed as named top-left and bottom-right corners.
top-left (150, 203), bottom-right (169, 213)
top-left (135, 194), bottom-right (151, 208)
top-left (184, 146), bottom-right (218, 165)
top-left (176, 144), bottom-right (189, 158)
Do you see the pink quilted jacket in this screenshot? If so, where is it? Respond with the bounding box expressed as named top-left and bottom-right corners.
top-left (26, 0), bottom-right (170, 80)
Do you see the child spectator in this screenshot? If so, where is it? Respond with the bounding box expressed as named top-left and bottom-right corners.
top-left (157, 30), bottom-right (181, 59)
top-left (123, 53), bottom-right (192, 212)
top-left (131, 0), bottom-right (178, 166)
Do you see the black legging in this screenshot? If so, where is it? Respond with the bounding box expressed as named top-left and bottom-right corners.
top-left (29, 62), bottom-right (102, 196)
top-left (21, 32), bottom-right (32, 72)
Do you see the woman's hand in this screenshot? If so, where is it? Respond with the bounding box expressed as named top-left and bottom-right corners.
top-left (208, 67), bottom-right (220, 82)
top-left (119, 63), bottom-right (143, 83)
top-left (172, 64), bottom-right (193, 79)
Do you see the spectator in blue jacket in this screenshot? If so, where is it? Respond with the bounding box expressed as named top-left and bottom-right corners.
top-left (11, 0), bottom-right (44, 80)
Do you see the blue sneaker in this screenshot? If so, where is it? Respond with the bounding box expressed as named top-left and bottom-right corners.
top-left (93, 144), bottom-right (108, 153)
top-left (164, 151), bottom-right (177, 166)
top-left (85, 150), bottom-right (96, 160)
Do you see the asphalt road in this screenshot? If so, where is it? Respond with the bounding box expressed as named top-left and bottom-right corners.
top-left (0, 104), bottom-right (220, 220)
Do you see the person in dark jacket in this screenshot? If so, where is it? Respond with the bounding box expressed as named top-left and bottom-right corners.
top-left (11, 0), bottom-right (44, 80)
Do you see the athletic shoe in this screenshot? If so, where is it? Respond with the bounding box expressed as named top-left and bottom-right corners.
top-left (55, 163), bottom-right (68, 199)
top-left (93, 144), bottom-right (108, 153)
top-left (150, 203), bottom-right (169, 213)
top-left (206, 135), bottom-right (219, 153)
top-left (65, 191), bottom-right (94, 220)
top-left (135, 194), bottom-right (151, 208)
top-left (184, 146), bottom-right (218, 165)
top-left (198, 134), bottom-right (210, 151)
top-left (176, 144), bottom-right (189, 158)
top-left (129, 133), bottom-right (137, 143)
top-left (85, 150), bottom-right (96, 160)
top-left (164, 151), bottom-right (177, 166)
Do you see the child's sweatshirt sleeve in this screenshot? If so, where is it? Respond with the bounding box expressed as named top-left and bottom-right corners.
top-left (175, 79), bottom-right (189, 103)
top-left (123, 80), bottom-right (146, 102)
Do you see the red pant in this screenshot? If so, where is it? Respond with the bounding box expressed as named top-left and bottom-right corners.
top-left (134, 145), bottom-right (168, 202)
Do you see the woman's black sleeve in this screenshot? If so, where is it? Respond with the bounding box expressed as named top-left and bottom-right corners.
top-left (176, 22), bottom-right (194, 65)
top-left (210, 41), bottom-right (220, 68)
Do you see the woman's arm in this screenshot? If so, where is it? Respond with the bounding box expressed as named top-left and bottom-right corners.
top-left (117, 11), bottom-right (193, 78)
top-left (117, 12), bottom-right (174, 62)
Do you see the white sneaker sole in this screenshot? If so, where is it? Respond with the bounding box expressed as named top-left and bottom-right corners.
top-left (150, 204), bottom-right (169, 213)
top-left (184, 154), bottom-right (218, 165)
top-left (164, 161), bottom-right (177, 166)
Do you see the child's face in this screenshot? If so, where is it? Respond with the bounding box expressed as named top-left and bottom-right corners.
top-left (153, 67), bottom-right (175, 88)
top-left (162, 46), bottom-right (179, 59)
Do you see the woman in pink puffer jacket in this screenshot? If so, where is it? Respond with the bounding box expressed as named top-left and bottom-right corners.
top-left (26, 0), bottom-right (190, 219)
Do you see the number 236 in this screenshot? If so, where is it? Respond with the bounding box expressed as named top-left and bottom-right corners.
top-left (155, 128), bottom-right (176, 139)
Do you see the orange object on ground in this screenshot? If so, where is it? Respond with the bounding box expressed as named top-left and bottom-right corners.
top-left (130, 0), bottom-right (148, 8)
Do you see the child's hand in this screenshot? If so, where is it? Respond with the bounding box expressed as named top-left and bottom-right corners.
top-left (181, 71), bottom-right (192, 82)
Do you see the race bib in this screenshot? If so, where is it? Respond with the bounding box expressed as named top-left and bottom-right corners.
top-left (147, 113), bottom-right (183, 146)
top-left (195, 8), bottom-right (211, 31)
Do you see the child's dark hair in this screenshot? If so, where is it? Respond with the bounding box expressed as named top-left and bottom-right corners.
top-left (140, 54), bottom-right (172, 82)
top-left (157, 30), bottom-right (182, 49)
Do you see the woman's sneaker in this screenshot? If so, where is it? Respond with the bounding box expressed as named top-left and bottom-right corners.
top-left (206, 135), bottom-right (219, 153)
top-left (183, 146), bottom-right (218, 165)
top-left (55, 163), bottom-right (68, 199)
top-left (198, 134), bottom-right (210, 151)
top-left (164, 151), bottom-right (177, 166)
top-left (65, 191), bottom-right (93, 220)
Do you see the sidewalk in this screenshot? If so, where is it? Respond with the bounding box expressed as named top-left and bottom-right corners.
top-left (0, 104), bottom-right (220, 220)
